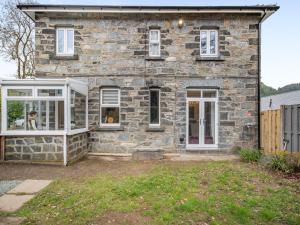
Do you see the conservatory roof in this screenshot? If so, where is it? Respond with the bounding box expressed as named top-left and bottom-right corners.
top-left (0, 78), bottom-right (85, 85)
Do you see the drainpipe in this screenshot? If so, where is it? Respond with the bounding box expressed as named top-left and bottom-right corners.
top-left (258, 10), bottom-right (267, 149)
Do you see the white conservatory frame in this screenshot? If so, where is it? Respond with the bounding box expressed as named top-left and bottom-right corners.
top-left (0, 78), bottom-right (89, 165)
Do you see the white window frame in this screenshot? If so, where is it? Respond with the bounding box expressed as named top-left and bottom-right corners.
top-left (200, 30), bottom-right (218, 57)
top-left (149, 89), bottom-right (160, 127)
top-left (6, 88), bottom-right (33, 98)
top-left (149, 29), bottom-right (161, 57)
top-left (56, 28), bottom-right (74, 56)
top-left (36, 86), bottom-right (64, 98)
top-left (186, 89), bottom-right (219, 150)
top-left (100, 88), bottom-right (121, 127)
top-left (2, 85), bottom-right (66, 135)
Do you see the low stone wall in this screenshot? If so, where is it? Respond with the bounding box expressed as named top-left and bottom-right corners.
top-left (5, 136), bottom-right (64, 161)
top-left (67, 132), bottom-right (88, 164)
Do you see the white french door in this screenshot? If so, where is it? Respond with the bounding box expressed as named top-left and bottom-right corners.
top-left (186, 90), bottom-right (218, 149)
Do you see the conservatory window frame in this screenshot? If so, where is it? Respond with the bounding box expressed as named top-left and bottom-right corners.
top-left (1, 85), bottom-right (66, 135)
top-left (1, 81), bottom-right (88, 136)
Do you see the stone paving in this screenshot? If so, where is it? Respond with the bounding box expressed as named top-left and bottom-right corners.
top-left (0, 180), bottom-right (52, 213)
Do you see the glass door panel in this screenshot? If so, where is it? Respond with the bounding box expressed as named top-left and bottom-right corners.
top-left (203, 101), bottom-right (216, 145)
top-left (188, 101), bottom-right (200, 145)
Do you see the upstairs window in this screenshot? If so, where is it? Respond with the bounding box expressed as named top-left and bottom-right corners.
top-left (149, 30), bottom-right (160, 57)
top-left (100, 89), bottom-right (120, 126)
top-left (200, 30), bottom-right (218, 57)
top-left (149, 89), bottom-right (160, 126)
top-left (56, 28), bottom-right (74, 55)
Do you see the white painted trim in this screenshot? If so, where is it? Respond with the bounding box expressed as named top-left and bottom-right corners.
top-left (69, 80), bottom-right (88, 96)
top-left (0, 78), bottom-right (87, 86)
top-left (149, 29), bottom-right (161, 57)
top-left (149, 89), bottom-right (160, 127)
top-left (36, 86), bottom-right (64, 98)
top-left (21, 8), bottom-right (269, 15)
top-left (1, 79), bottom-right (88, 136)
top-left (200, 30), bottom-right (219, 57)
top-left (67, 128), bottom-right (88, 135)
top-left (66, 84), bottom-right (70, 133)
top-left (186, 89), bottom-right (219, 149)
top-left (63, 132), bottom-right (67, 166)
top-left (0, 131), bottom-right (65, 136)
top-left (6, 86), bottom-right (33, 98)
top-left (56, 28), bottom-right (74, 56)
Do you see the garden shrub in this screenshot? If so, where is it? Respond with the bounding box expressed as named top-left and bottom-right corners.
top-left (268, 151), bottom-right (296, 174)
top-left (239, 149), bottom-right (262, 162)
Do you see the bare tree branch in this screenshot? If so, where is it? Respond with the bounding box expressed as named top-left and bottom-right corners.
top-left (0, 0), bottom-right (35, 79)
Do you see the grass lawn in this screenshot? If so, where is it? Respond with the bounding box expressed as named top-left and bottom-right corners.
top-left (1, 161), bottom-right (300, 225)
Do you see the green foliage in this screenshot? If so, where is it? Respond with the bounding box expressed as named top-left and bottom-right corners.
top-left (277, 83), bottom-right (300, 94)
top-left (268, 154), bottom-right (295, 174)
top-left (261, 82), bottom-right (300, 97)
top-left (7, 101), bottom-right (24, 126)
top-left (261, 82), bottom-right (277, 97)
top-left (239, 148), bottom-right (262, 162)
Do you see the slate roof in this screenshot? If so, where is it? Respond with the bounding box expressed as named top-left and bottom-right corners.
top-left (261, 90), bottom-right (300, 111)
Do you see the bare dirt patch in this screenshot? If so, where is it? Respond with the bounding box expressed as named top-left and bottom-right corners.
top-left (0, 157), bottom-right (159, 180)
top-left (89, 211), bottom-right (152, 225)
top-left (0, 156), bottom-right (210, 181)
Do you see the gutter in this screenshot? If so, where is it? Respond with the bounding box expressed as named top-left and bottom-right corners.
top-left (17, 4), bottom-right (279, 21)
top-left (257, 10), bottom-right (267, 149)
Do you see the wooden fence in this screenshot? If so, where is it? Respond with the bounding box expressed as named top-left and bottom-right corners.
top-left (261, 104), bottom-right (300, 154)
top-left (260, 109), bottom-right (282, 154)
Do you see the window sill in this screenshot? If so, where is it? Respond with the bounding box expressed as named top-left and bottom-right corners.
top-left (145, 56), bottom-right (165, 61)
top-left (195, 55), bottom-right (225, 61)
top-left (93, 126), bottom-right (124, 132)
top-left (145, 127), bottom-right (165, 132)
top-left (50, 54), bottom-right (79, 60)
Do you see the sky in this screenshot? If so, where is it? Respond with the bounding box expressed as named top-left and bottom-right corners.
top-left (0, 0), bottom-right (299, 88)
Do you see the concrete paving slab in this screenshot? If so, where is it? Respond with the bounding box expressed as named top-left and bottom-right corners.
top-left (0, 217), bottom-right (25, 225)
top-left (0, 194), bottom-right (34, 212)
top-left (7, 180), bottom-right (52, 194)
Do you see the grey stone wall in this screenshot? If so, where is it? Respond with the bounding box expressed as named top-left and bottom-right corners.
top-left (34, 12), bottom-right (260, 153)
top-left (67, 132), bottom-right (88, 164)
top-left (5, 136), bottom-right (64, 161)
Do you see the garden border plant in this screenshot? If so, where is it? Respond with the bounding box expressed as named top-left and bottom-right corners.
top-left (239, 148), bottom-right (299, 174)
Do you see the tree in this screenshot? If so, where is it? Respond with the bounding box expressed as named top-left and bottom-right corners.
top-left (0, 0), bottom-right (35, 79)
top-left (261, 82), bottom-right (277, 97)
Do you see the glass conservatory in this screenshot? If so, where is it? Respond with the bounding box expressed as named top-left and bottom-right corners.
top-left (0, 78), bottom-right (88, 165)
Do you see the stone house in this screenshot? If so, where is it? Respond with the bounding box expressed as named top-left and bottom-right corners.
top-left (0, 4), bottom-right (279, 164)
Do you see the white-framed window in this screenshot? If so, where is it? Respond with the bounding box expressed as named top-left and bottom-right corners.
top-left (3, 86), bottom-right (65, 132)
top-left (100, 88), bottom-right (120, 127)
top-left (56, 28), bottom-right (74, 55)
top-left (200, 30), bottom-right (218, 57)
top-left (70, 90), bottom-right (86, 130)
top-left (149, 89), bottom-right (160, 127)
top-left (149, 29), bottom-right (161, 57)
